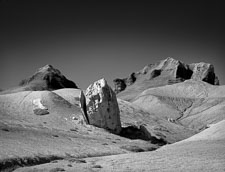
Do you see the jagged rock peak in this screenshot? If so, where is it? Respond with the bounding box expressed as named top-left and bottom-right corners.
top-left (161, 57), bottom-right (180, 64)
top-left (33, 65), bottom-right (62, 77)
top-left (38, 64), bottom-right (57, 72)
top-left (140, 57), bottom-right (185, 74)
top-left (114, 57), bottom-right (219, 94)
top-left (85, 78), bottom-right (122, 134)
top-left (19, 64), bottom-right (78, 91)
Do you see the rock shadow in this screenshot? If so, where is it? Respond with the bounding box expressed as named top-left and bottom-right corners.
top-left (119, 125), bottom-right (167, 146)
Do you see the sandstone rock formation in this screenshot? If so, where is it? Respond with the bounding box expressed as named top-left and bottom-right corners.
top-left (114, 57), bottom-right (219, 94)
top-left (19, 64), bottom-right (78, 91)
top-left (85, 78), bottom-right (122, 134)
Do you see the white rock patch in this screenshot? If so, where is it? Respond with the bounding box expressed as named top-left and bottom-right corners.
top-left (32, 98), bottom-right (49, 115)
top-left (32, 98), bottom-right (48, 110)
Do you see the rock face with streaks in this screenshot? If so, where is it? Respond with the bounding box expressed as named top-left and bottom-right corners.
top-left (85, 78), bottom-right (122, 134)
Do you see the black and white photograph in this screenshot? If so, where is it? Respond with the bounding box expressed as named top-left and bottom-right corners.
top-left (0, 0), bottom-right (225, 171)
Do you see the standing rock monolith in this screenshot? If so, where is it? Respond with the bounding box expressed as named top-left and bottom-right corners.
top-left (85, 78), bottom-right (121, 134)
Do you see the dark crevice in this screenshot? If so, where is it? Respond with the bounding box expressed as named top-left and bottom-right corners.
top-left (150, 69), bottom-right (161, 79)
top-left (176, 64), bottom-right (193, 80)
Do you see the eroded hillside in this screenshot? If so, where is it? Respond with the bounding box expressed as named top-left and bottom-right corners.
top-left (1, 58), bottom-right (225, 172)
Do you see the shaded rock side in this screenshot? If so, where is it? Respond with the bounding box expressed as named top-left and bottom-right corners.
top-left (114, 57), bottom-right (219, 93)
top-left (79, 90), bottom-right (89, 124)
top-left (189, 62), bottom-right (218, 85)
top-left (113, 73), bottom-right (136, 94)
top-left (113, 78), bottom-right (126, 94)
top-left (85, 78), bottom-right (122, 134)
top-left (19, 64), bottom-right (78, 91)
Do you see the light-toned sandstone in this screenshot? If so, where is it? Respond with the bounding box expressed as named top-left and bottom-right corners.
top-left (85, 78), bottom-right (121, 133)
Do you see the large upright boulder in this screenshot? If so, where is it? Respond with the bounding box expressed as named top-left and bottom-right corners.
top-left (85, 78), bottom-right (122, 134)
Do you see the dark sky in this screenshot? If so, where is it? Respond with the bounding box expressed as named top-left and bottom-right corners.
top-left (0, 0), bottom-right (224, 89)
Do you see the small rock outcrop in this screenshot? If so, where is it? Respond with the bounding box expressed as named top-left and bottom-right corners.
top-left (114, 57), bottom-right (219, 93)
top-left (19, 65), bottom-right (78, 91)
top-left (32, 98), bottom-right (49, 115)
top-left (113, 78), bottom-right (127, 94)
top-left (113, 73), bottom-right (136, 93)
top-left (85, 78), bottom-right (122, 134)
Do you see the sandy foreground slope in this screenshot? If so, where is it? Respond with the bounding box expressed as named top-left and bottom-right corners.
top-left (14, 120), bottom-right (225, 172)
top-left (0, 89), bottom-right (158, 172)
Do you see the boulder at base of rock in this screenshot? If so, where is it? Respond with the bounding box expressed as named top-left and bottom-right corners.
top-left (85, 78), bottom-right (122, 134)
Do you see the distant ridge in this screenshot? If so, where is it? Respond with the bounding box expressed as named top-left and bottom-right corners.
top-left (113, 57), bottom-right (219, 94)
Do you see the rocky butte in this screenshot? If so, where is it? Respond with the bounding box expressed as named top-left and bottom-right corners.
top-left (113, 57), bottom-right (219, 95)
top-left (19, 64), bottom-right (78, 91)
